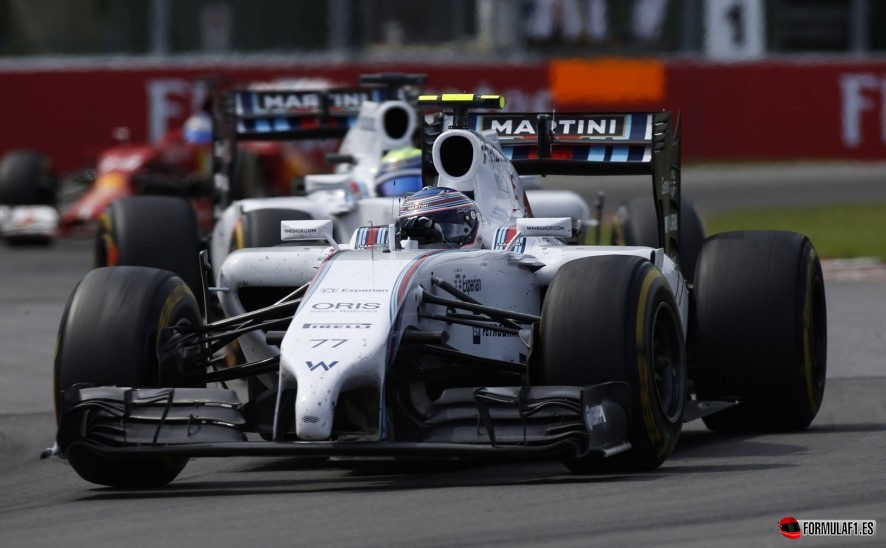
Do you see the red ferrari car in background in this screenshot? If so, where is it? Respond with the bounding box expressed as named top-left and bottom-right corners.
top-left (0, 78), bottom-right (361, 243)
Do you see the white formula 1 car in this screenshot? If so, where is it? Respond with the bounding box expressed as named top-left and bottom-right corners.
top-left (92, 76), bottom-right (425, 299)
top-left (50, 95), bottom-right (827, 488)
top-left (0, 150), bottom-right (59, 245)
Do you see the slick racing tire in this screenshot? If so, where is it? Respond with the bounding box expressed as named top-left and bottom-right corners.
top-left (692, 230), bottom-right (827, 432)
top-left (0, 150), bottom-right (57, 206)
top-left (95, 195), bottom-right (204, 306)
top-left (0, 150), bottom-right (58, 246)
top-left (539, 255), bottom-right (687, 473)
top-left (611, 196), bottom-right (706, 283)
top-left (54, 266), bottom-right (203, 488)
top-left (229, 149), bottom-right (265, 201)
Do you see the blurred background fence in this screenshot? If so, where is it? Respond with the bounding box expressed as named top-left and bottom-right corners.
top-left (2, 0), bottom-right (884, 57)
top-left (1, 0), bottom-right (885, 171)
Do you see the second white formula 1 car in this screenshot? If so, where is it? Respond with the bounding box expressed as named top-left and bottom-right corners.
top-left (50, 95), bottom-right (827, 488)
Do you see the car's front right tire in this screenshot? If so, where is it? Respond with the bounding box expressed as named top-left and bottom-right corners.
top-left (54, 266), bottom-right (203, 488)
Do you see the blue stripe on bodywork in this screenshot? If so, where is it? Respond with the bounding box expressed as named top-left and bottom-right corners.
top-left (272, 118), bottom-right (290, 132)
top-left (609, 146), bottom-right (628, 162)
top-left (588, 146), bottom-right (606, 161)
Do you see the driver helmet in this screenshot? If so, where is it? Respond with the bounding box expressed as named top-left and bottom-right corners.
top-left (183, 112), bottom-right (213, 145)
top-left (374, 146), bottom-right (424, 197)
top-left (396, 186), bottom-right (481, 248)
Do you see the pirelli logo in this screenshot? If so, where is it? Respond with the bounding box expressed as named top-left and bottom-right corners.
top-left (303, 323), bottom-right (372, 329)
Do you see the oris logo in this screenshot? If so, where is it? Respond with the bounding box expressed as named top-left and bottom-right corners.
top-left (311, 302), bottom-right (381, 310)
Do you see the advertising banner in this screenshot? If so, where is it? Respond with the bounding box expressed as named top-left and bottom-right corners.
top-left (2, 58), bottom-right (885, 172)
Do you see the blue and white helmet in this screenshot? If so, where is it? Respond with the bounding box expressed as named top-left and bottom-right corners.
top-left (374, 146), bottom-right (424, 197)
top-left (183, 112), bottom-right (213, 145)
top-left (396, 186), bottom-right (481, 247)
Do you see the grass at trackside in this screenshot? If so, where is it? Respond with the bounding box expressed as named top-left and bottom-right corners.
top-left (700, 202), bottom-right (886, 261)
top-left (594, 202), bottom-right (886, 260)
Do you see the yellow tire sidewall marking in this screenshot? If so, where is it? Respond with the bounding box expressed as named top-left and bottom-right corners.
top-left (635, 268), bottom-right (666, 454)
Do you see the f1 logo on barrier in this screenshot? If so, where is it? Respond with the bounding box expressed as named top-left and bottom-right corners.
top-left (840, 73), bottom-right (886, 148)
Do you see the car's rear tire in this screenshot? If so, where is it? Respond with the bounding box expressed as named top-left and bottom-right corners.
top-left (539, 255), bottom-right (687, 472)
top-left (611, 196), bottom-right (706, 283)
top-left (692, 230), bottom-right (827, 432)
top-left (0, 150), bottom-right (57, 246)
top-left (95, 196), bottom-right (203, 305)
top-left (54, 266), bottom-right (203, 487)
top-left (229, 149), bottom-right (266, 201)
top-left (0, 150), bottom-right (56, 206)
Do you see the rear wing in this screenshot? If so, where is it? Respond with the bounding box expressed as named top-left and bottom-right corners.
top-left (212, 74), bottom-right (427, 209)
top-left (210, 87), bottom-right (382, 209)
top-left (485, 111), bottom-right (682, 267)
top-left (474, 113), bottom-right (657, 174)
top-left (218, 72), bottom-right (426, 142)
top-left (219, 87), bottom-right (384, 142)
top-left (419, 96), bottom-right (682, 267)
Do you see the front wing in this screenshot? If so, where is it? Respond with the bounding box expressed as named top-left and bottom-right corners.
top-left (55, 383), bottom-right (638, 461)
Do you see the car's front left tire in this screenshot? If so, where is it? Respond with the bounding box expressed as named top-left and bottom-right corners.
top-left (539, 255), bottom-right (687, 473)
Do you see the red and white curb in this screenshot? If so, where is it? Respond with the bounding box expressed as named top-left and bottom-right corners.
top-left (822, 258), bottom-right (886, 281)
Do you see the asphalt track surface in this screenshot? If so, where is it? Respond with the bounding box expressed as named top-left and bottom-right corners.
top-left (1, 163), bottom-right (884, 548)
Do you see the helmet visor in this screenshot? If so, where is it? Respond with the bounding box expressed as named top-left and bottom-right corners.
top-left (400, 208), bottom-right (477, 245)
top-left (376, 173), bottom-right (424, 197)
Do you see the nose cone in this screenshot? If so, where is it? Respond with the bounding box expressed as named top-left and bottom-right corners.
top-left (277, 250), bottom-right (417, 440)
top-left (292, 364), bottom-right (338, 440)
